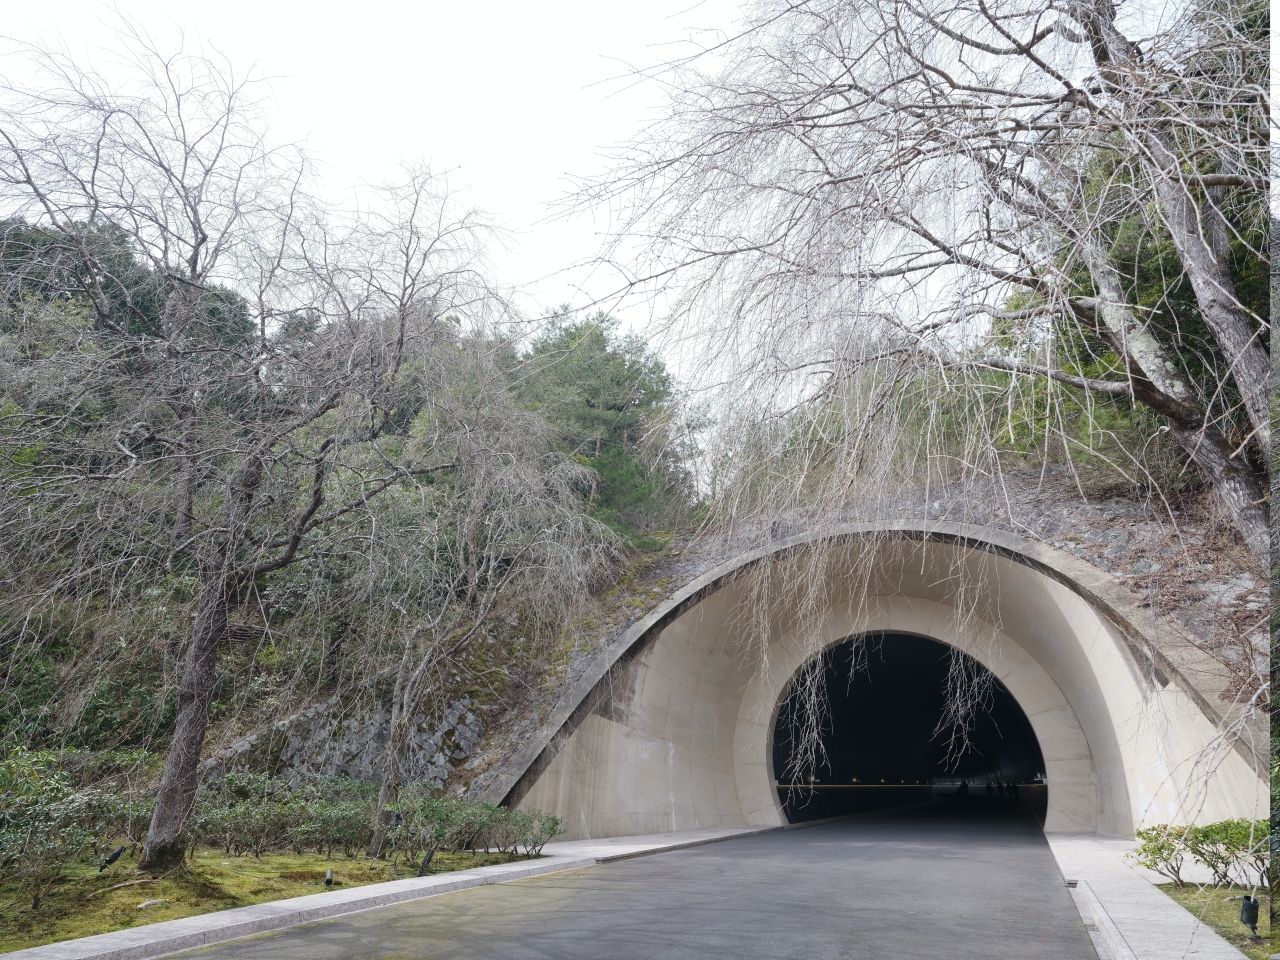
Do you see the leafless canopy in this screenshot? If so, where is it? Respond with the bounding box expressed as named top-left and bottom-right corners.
top-left (0, 32), bottom-right (614, 868)
top-left (581, 0), bottom-right (1267, 775)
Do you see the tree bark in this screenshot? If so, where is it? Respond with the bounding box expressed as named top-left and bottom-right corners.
top-left (1126, 368), bottom-right (1272, 564)
top-left (1081, 0), bottom-right (1270, 457)
top-left (367, 717), bottom-right (409, 859)
top-left (367, 641), bottom-right (414, 859)
top-left (142, 454), bottom-right (262, 871)
top-left (1147, 154), bottom-right (1270, 459)
top-left (1078, 239), bottom-right (1269, 565)
top-left (174, 408), bottom-right (197, 548)
top-left (1168, 423), bottom-right (1269, 563)
top-left (139, 562), bottom-right (232, 871)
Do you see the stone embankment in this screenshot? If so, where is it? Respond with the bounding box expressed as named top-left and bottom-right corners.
top-left (200, 694), bottom-right (483, 787)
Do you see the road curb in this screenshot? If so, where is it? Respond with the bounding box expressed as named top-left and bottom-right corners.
top-left (6, 823), bottom-right (802, 960)
top-left (588, 827), bottom-right (778, 862)
top-left (3, 856), bottom-right (598, 960)
top-left (1069, 881), bottom-right (1137, 960)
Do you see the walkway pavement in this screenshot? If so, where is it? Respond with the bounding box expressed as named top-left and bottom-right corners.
top-left (174, 801), bottom-right (1095, 960)
top-left (1046, 833), bottom-right (1247, 959)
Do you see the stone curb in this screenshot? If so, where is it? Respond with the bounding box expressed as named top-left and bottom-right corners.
top-left (1069, 881), bottom-right (1137, 960)
top-left (584, 828), bottom-right (776, 862)
top-left (5, 823), bottom-right (814, 960)
top-left (2, 856), bottom-right (597, 960)
top-left (1047, 832), bottom-right (1248, 960)
top-left (577, 816), bottom-right (845, 863)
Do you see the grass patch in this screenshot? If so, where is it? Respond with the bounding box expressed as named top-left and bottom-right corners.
top-left (0, 846), bottom-right (536, 954)
top-left (1157, 884), bottom-right (1271, 960)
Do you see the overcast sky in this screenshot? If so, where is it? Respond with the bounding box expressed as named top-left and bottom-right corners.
top-left (5, 0), bottom-right (740, 324)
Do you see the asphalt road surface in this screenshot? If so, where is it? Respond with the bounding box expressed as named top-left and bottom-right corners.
top-left (180, 799), bottom-right (1097, 960)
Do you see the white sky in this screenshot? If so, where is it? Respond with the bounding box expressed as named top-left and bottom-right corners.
top-left (4, 0), bottom-right (741, 325)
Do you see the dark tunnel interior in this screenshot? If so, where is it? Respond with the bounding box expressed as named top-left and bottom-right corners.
top-left (773, 633), bottom-right (1048, 824)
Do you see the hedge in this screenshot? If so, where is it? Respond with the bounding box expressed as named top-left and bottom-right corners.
top-left (0, 756), bottom-right (562, 911)
top-left (1131, 820), bottom-right (1270, 887)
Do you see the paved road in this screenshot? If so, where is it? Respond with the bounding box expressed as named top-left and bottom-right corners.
top-left (182, 800), bottom-right (1097, 960)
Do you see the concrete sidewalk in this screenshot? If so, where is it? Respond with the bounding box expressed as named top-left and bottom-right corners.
top-left (4, 826), bottom-right (777, 960)
top-left (1046, 833), bottom-right (1248, 959)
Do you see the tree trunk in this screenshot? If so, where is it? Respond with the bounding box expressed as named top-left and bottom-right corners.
top-left (1119, 362), bottom-right (1269, 566)
top-left (588, 435), bottom-right (602, 506)
top-left (368, 641), bottom-right (414, 859)
top-left (1080, 238), bottom-right (1269, 566)
top-left (1169, 422), bottom-right (1269, 566)
top-left (367, 717), bottom-right (409, 859)
top-left (140, 562), bottom-right (232, 871)
top-left (175, 408), bottom-right (197, 548)
top-left (1148, 159), bottom-right (1270, 459)
top-left (1082, 4), bottom-right (1270, 457)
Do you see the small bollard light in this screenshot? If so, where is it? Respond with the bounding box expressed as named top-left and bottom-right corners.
top-left (1239, 895), bottom-right (1259, 937)
top-left (325, 868), bottom-right (334, 889)
top-left (100, 844), bottom-right (126, 872)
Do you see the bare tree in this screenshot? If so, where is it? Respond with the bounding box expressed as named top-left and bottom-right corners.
top-left (362, 351), bottom-right (617, 857)
top-left (0, 34), bottom-right (507, 870)
top-left (587, 0), bottom-right (1269, 563)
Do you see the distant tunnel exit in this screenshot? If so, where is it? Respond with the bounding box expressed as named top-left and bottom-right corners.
top-left (773, 633), bottom-right (1048, 823)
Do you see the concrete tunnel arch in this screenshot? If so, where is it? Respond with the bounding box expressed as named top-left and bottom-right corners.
top-left (480, 522), bottom-right (1266, 840)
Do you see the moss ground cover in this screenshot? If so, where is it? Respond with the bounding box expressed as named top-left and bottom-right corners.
top-left (0, 846), bottom-right (534, 954)
top-left (1157, 884), bottom-right (1271, 960)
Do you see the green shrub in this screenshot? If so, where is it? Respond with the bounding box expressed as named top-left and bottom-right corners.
top-left (1184, 819), bottom-right (1269, 887)
top-left (0, 750), bottom-right (116, 909)
top-left (311, 801), bottom-right (374, 858)
top-left (486, 807), bottom-right (531, 857)
top-left (0, 762), bottom-right (563, 890)
top-left (190, 778), bottom-right (374, 859)
top-left (1132, 820), bottom-right (1270, 888)
top-left (385, 794), bottom-right (564, 864)
top-left (522, 810), bottom-right (564, 856)
top-left (1132, 825), bottom-right (1189, 886)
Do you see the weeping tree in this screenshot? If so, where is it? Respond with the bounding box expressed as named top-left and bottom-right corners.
top-left (1270, 217), bottom-right (1278, 845)
top-left (0, 34), bottom-right (512, 871)
top-left (582, 0), bottom-right (1268, 775)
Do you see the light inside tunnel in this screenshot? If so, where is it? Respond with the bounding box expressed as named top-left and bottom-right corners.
top-left (773, 633), bottom-right (1048, 823)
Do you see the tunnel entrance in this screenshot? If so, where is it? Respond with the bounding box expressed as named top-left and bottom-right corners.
top-left (773, 633), bottom-right (1048, 824)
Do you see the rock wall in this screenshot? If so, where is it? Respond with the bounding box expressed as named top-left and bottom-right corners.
top-left (200, 693), bottom-right (483, 788)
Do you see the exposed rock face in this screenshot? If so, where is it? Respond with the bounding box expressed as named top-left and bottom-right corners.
top-left (200, 693), bottom-right (483, 788)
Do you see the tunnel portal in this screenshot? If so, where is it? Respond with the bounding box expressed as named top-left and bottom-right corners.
top-left (501, 525), bottom-right (1266, 840)
top-left (773, 633), bottom-right (1048, 823)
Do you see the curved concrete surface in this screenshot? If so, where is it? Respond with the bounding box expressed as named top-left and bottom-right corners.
top-left (177, 802), bottom-right (1099, 960)
top-left (490, 524), bottom-right (1263, 840)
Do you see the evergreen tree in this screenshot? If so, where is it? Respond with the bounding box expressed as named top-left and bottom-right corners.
top-left (517, 311), bottom-right (689, 540)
